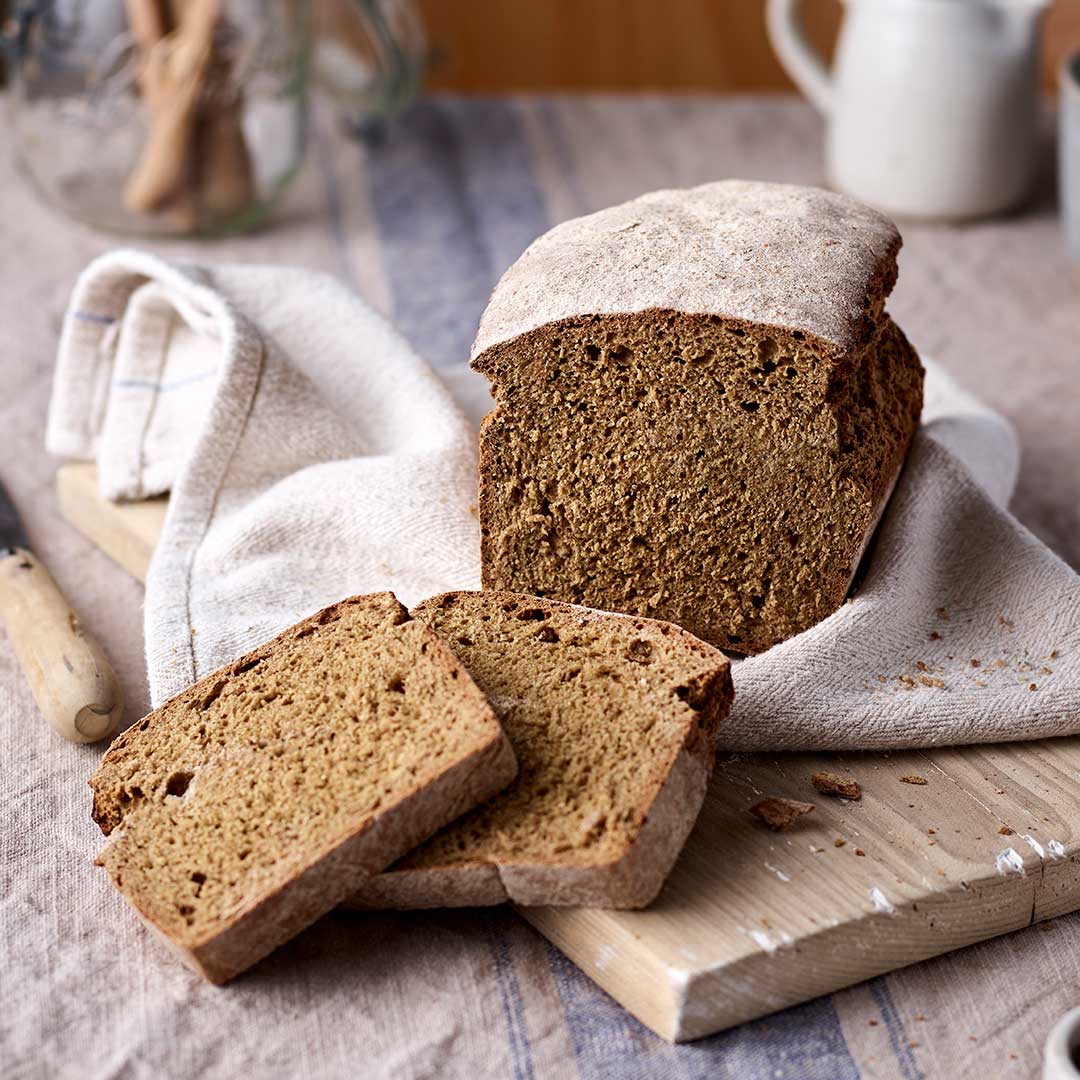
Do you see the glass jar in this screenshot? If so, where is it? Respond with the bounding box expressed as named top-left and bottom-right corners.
top-left (4, 1), bottom-right (311, 236)
top-left (314, 0), bottom-right (425, 136)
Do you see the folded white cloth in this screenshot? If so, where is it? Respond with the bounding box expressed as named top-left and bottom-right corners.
top-left (47, 251), bottom-right (1080, 747)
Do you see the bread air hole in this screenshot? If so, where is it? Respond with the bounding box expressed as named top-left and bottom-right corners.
top-left (200, 680), bottom-right (226, 711)
top-left (165, 771), bottom-right (193, 798)
top-left (674, 683), bottom-right (707, 711)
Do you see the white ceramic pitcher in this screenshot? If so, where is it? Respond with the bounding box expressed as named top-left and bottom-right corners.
top-left (766, 0), bottom-right (1048, 219)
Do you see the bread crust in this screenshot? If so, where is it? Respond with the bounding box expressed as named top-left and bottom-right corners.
top-left (471, 180), bottom-right (901, 363)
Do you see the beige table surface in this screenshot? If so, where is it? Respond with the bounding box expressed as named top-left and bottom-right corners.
top-left (2, 95), bottom-right (1078, 1079)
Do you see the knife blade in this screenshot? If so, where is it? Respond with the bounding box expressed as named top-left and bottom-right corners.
top-left (0, 479), bottom-right (123, 743)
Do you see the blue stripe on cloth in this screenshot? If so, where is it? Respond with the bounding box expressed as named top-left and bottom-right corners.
top-left (73, 310), bottom-right (117, 325)
top-left (362, 97), bottom-right (548, 368)
top-left (870, 979), bottom-right (923, 1079)
top-left (112, 367), bottom-right (219, 393)
top-left (485, 917), bottom-right (537, 1080)
top-left (363, 96), bottom-right (548, 1078)
top-left (546, 945), bottom-right (861, 1080)
top-left (440, 98), bottom-right (551, 292)
top-left (533, 98), bottom-right (589, 215)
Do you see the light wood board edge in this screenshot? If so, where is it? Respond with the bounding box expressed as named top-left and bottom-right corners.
top-left (524, 736), bottom-right (1080, 1041)
top-left (56, 463), bottom-right (164, 583)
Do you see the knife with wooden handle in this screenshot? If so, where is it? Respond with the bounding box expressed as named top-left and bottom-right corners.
top-left (0, 481), bottom-right (123, 743)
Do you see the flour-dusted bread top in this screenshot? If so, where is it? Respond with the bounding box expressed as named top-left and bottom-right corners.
top-left (471, 180), bottom-right (901, 361)
top-left (91, 593), bottom-right (517, 984)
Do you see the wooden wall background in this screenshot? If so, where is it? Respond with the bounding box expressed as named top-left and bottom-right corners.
top-left (407, 0), bottom-right (1077, 95)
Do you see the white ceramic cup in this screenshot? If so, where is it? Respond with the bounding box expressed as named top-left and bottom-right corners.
top-left (766, 0), bottom-right (1047, 220)
top-left (1044, 1007), bottom-right (1080, 1080)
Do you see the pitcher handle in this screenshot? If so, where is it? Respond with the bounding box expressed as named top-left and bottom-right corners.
top-left (765, 0), bottom-right (834, 115)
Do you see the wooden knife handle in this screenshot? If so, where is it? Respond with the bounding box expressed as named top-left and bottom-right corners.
top-left (0, 547), bottom-right (123, 743)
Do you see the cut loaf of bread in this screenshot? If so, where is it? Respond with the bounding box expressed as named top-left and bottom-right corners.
top-left (91, 593), bottom-right (516, 984)
top-left (345, 591), bottom-right (734, 910)
top-left (471, 180), bottom-right (924, 655)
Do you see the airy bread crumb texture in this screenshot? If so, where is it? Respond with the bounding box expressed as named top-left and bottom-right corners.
top-left (91, 593), bottom-right (514, 975)
top-left (348, 590), bottom-right (734, 909)
top-left (475, 310), bottom-right (922, 655)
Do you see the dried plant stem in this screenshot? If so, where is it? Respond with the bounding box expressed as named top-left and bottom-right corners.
top-left (124, 0), bottom-right (254, 229)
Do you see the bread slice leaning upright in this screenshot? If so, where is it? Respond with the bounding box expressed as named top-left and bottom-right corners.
top-left (90, 593), bottom-right (517, 984)
top-left (345, 591), bottom-right (734, 911)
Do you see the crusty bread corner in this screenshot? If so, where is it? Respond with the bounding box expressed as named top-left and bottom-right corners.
top-left (344, 591), bottom-right (734, 912)
top-left (91, 592), bottom-right (518, 984)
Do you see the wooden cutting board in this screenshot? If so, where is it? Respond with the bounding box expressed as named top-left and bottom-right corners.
top-left (58, 461), bottom-right (1080, 1042)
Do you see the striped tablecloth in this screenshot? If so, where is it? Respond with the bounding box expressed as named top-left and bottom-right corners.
top-left (3, 94), bottom-right (1078, 1080)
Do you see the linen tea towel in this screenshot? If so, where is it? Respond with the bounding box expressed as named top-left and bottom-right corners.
top-left (46, 250), bottom-right (1080, 748)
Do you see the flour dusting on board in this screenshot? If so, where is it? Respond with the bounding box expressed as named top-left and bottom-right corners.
top-left (764, 862), bottom-right (791, 882)
top-left (869, 887), bottom-right (898, 916)
top-left (995, 848), bottom-right (1026, 876)
top-left (593, 943), bottom-right (618, 972)
top-left (1020, 834), bottom-right (1045, 859)
top-left (739, 926), bottom-right (778, 955)
top-left (1047, 839), bottom-right (1066, 860)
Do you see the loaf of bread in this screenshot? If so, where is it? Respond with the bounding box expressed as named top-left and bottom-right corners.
top-left (91, 593), bottom-right (517, 984)
top-left (471, 180), bottom-right (924, 654)
top-left (344, 591), bottom-right (733, 910)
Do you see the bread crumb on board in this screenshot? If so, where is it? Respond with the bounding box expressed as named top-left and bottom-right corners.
top-left (899, 774), bottom-right (929, 786)
top-left (999, 825), bottom-right (1014, 836)
top-left (811, 771), bottom-right (862, 799)
top-left (750, 797), bottom-right (816, 831)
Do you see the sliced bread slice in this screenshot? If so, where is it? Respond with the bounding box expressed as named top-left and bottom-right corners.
top-left (344, 591), bottom-right (733, 910)
top-left (91, 593), bottom-right (516, 984)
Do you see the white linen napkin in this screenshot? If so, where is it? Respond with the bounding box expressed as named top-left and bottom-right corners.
top-left (47, 251), bottom-right (1080, 748)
